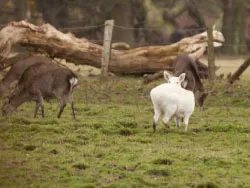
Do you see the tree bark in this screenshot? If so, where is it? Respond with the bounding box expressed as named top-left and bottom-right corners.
top-left (221, 0), bottom-right (248, 55)
top-left (112, 1), bottom-right (135, 47)
top-left (186, 0), bottom-right (206, 28)
top-left (0, 21), bottom-right (224, 74)
top-left (233, 0), bottom-right (248, 54)
top-left (162, 0), bottom-right (186, 28)
top-left (13, 0), bottom-right (28, 21)
top-left (221, 0), bottom-right (233, 54)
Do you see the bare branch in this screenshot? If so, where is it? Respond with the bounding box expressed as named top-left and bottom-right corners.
top-left (186, 0), bottom-right (206, 27)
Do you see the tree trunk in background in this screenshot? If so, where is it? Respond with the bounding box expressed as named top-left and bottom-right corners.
top-left (13, 0), bottom-right (27, 21)
top-left (111, 1), bottom-right (135, 47)
top-left (232, 0), bottom-right (248, 54)
top-left (222, 0), bottom-right (248, 55)
top-left (221, 0), bottom-right (233, 54)
top-left (35, 0), bottom-right (68, 28)
top-left (0, 0), bottom-right (9, 8)
top-left (186, 0), bottom-right (206, 28)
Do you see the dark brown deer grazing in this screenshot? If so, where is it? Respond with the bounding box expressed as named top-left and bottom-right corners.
top-left (0, 55), bottom-right (53, 96)
top-left (18, 62), bottom-right (62, 87)
top-left (173, 55), bottom-right (207, 108)
top-left (2, 65), bottom-right (78, 119)
top-left (13, 62), bottom-right (62, 117)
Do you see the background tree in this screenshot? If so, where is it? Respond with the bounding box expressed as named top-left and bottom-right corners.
top-left (13, 0), bottom-right (28, 21)
top-left (0, 0), bottom-right (250, 55)
top-left (111, 1), bottom-right (135, 46)
top-left (221, 0), bottom-right (248, 55)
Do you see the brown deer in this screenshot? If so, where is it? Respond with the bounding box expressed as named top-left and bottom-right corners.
top-left (0, 55), bottom-right (53, 96)
top-left (172, 55), bottom-right (207, 108)
top-left (2, 64), bottom-right (78, 119)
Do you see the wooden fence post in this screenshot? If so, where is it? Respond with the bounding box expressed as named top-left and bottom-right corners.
top-left (101, 19), bottom-right (114, 77)
top-left (207, 26), bottom-right (216, 82)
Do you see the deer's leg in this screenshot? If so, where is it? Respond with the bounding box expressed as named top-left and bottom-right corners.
top-left (41, 103), bottom-right (45, 118)
top-left (68, 95), bottom-right (76, 119)
top-left (34, 90), bottom-right (44, 118)
top-left (71, 101), bottom-right (75, 119)
top-left (34, 102), bottom-right (40, 118)
top-left (162, 116), bottom-right (170, 129)
top-left (57, 98), bottom-right (67, 118)
top-left (162, 107), bottom-right (175, 133)
top-left (183, 115), bottom-right (190, 132)
top-left (174, 116), bottom-right (181, 128)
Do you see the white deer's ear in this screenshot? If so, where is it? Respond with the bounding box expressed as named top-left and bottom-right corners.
top-left (182, 80), bottom-right (188, 88)
top-left (163, 71), bottom-right (172, 81)
top-left (213, 25), bottom-right (216, 30)
top-left (178, 73), bottom-right (186, 83)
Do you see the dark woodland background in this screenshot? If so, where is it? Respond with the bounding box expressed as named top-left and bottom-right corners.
top-left (0, 0), bottom-right (249, 55)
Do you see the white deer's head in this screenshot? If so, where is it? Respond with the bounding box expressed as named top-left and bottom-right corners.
top-left (163, 71), bottom-right (186, 86)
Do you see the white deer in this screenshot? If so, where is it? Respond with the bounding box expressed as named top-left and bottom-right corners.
top-left (150, 71), bottom-right (195, 132)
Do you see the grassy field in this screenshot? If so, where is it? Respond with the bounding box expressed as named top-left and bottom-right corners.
top-left (1, 59), bottom-right (250, 187)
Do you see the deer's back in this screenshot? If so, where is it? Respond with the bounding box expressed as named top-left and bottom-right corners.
top-left (19, 62), bottom-right (61, 87)
top-left (173, 55), bottom-right (203, 92)
top-left (2, 55), bottom-right (53, 85)
top-left (28, 68), bottom-right (77, 98)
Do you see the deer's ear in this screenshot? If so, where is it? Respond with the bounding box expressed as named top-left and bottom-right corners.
top-left (163, 71), bottom-right (172, 81)
top-left (178, 73), bottom-right (186, 83)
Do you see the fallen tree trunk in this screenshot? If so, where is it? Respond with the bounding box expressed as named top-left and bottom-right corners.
top-left (0, 21), bottom-right (224, 74)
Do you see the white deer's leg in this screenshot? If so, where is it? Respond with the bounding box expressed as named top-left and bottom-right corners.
top-left (183, 115), bottom-right (190, 132)
top-left (163, 107), bottom-right (175, 130)
top-left (174, 116), bottom-right (180, 128)
top-left (153, 107), bottom-right (161, 132)
top-left (162, 115), bottom-right (170, 129)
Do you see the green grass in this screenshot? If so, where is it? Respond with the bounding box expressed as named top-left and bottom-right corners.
top-left (1, 76), bottom-right (250, 187)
